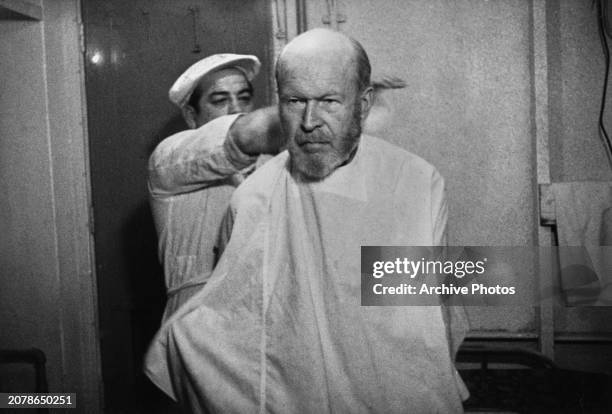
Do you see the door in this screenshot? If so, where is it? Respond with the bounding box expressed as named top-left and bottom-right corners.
top-left (82, 1), bottom-right (273, 410)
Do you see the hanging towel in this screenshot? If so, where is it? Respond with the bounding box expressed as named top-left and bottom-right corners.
top-left (552, 182), bottom-right (612, 305)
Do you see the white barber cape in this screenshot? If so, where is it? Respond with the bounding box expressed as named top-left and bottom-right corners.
top-left (145, 135), bottom-right (469, 413)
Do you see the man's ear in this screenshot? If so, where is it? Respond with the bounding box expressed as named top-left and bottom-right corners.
top-left (182, 105), bottom-right (198, 129)
top-left (359, 86), bottom-right (374, 123)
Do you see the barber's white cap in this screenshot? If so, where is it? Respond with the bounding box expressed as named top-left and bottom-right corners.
top-left (169, 53), bottom-right (261, 108)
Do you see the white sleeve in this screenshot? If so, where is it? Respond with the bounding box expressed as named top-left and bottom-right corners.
top-left (431, 169), bottom-right (448, 246)
top-left (148, 114), bottom-right (257, 197)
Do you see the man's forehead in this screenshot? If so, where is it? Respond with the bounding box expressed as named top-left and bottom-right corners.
top-left (279, 54), bottom-right (355, 95)
top-left (280, 72), bottom-right (351, 97)
top-left (200, 68), bottom-right (250, 92)
top-left (282, 42), bottom-right (354, 73)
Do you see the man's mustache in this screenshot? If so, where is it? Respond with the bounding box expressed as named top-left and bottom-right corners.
top-left (294, 130), bottom-right (331, 145)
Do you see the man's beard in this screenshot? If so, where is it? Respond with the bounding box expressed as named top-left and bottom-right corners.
top-left (288, 106), bottom-right (362, 182)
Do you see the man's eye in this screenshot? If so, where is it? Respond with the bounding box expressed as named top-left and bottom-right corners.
top-left (286, 98), bottom-right (305, 107)
top-left (321, 98), bottom-right (339, 106)
top-left (238, 95), bottom-right (252, 103)
top-left (211, 99), bottom-right (228, 106)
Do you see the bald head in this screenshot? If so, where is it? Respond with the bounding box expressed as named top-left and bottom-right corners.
top-left (276, 28), bottom-right (371, 94)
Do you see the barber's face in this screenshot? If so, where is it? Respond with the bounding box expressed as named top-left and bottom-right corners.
top-left (193, 68), bottom-right (253, 127)
top-left (279, 58), bottom-right (363, 181)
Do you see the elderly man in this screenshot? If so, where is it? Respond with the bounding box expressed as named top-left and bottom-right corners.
top-left (149, 54), bottom-right (283, 320)
top-left (146, 29), bottom-right (468, 413)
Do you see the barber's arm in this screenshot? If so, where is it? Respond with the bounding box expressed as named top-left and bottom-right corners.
top-left (148, 107), bottom-right (282, 197)
top-left (226, 106), bottom-right (283, 157)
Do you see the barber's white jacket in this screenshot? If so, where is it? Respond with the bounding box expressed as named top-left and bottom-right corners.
top-left (148, 114), bottom-right (265, 320)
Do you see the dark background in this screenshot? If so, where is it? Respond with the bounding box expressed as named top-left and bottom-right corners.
top-left (82, 1), bottom-right (273, 410)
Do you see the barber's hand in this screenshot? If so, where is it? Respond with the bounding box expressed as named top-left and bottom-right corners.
top-left (231, 106), bottom-right (285, 156)
top-left (371, 75), bottom-right (407, 91)
top-left (364, 75), bottom-right (407, 136)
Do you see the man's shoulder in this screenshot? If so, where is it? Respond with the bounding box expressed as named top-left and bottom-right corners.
top-left (151, 114), bottom-right (241, 162)
top-left (230, 151), bottom-right (288, 205)
top-left (148, 129), bottom-right (196, 173)
top-left (155, 128), bottom-right (196, 148)
top-left (362, 135), bottom-right (441, 182)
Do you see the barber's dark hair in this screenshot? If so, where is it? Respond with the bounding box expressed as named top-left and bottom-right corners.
top-left (187, 83), bottom-right (205, 112)
top-left (187, 78), bottom-right (254, 113)
top-left (275, 35), bottom-right (371, 93)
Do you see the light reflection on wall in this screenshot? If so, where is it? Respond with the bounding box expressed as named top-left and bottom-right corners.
top-left (90, 50), bottom-right (103, 65)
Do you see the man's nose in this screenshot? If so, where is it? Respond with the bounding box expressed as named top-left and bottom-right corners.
top-left (301, 100), bottom-right (322, 131)
top-left (227, 97), bottom-right (241, 114)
